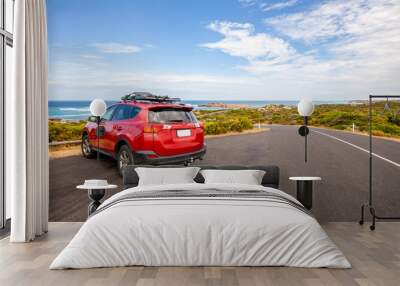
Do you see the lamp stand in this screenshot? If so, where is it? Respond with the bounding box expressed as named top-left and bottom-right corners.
top-left (298, 116), bottom-right (309, 162)
top-left (96, 116), bottom-right (101, 161)
top-left (304, 116), bottom-right (308, 162)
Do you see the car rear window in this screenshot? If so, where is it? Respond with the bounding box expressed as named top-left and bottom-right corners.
top-left (149, 108), bottom-right (197, 123)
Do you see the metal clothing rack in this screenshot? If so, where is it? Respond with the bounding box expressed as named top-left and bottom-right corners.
top-left (359, 95), bottom-right (400, 230)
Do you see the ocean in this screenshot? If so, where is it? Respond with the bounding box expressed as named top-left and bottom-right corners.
top-left (49, 100), bottom-right (347, 120)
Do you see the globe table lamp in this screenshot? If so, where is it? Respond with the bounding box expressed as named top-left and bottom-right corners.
top-left (89, 99), bottom-right (107, 161)
top-left (297, 99), bottom-right (314, 162)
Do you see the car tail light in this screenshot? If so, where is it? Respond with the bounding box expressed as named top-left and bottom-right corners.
top-left (144, 124), bottom-right (159, 133)
top-left (143, 124), bottom-right (169, 133)
top-left (196, 122), bottom-right (204, 128)
top-left (143, 124), bottom-right (153, 133)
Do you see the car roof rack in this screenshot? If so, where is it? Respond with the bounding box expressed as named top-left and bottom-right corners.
top-left (121, 92), bottom-right (181, 103)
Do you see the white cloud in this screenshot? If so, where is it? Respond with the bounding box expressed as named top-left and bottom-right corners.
top-left (238, 0), bottom-right (258, 7)
top-left (264, 0), bottom-right (399, 42)
top-left (49, 64), bottom-right (257, 88)
top-left (199, 1), bottom-right (400, 100)
top-left (144, 44), bottom-right (156, 49)
top-left (49, 0), bottom-right (400, 101)
top-left (48, 58), bottom-right (264, 100)
top-left (91, 42), bottom-right (141, 54)
top-left (260, 0), bottom-right (298, 12)
top-left (201, 21), bottom-right (296, 62)
top-left (260, 0), bottom-right (400, 78)
top-left (80, 54), bottom-right (102, 60)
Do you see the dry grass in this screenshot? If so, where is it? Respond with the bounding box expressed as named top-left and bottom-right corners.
top-left (49, 145), bottom-right (81, 159)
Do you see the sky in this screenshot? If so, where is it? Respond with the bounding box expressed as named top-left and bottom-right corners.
top-left (47, 0), bottom-right (400, 101)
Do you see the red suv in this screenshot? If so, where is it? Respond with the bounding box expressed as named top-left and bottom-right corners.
top-left (82, 92), bottom-right (206, 174)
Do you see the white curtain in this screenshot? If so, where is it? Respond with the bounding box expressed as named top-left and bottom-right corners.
top-left (8, 0), bottom-right (49, 242)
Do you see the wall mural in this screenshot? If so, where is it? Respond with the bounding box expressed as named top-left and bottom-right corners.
top-left (46, 0), bottom-right (400, 225)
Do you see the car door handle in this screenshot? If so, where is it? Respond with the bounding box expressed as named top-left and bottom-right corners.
top-left (115, 125), bottom-right (123, 131)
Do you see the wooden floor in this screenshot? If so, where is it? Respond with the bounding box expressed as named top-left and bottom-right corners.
top-left (1, 222), bottom-right (399, 286)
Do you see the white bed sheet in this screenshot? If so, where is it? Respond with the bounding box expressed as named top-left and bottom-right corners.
top-left (50, 183), bottom-right (351, 269)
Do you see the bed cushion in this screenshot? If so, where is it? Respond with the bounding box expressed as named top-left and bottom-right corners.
top-left (200, 169), bottom-right (266, 185)
top-left (122, 165), bottom-right (280, 189)
top-left (135, 167), bottom-right (200, 186)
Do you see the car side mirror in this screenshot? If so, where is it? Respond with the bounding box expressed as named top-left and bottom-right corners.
top-left (88, 116), bottom-right (99, 123)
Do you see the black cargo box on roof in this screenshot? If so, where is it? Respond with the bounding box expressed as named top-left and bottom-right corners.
top-left (121, 92), bottom-right (181, 103)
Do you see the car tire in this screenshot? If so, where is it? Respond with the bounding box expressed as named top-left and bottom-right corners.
top-left (81, 133), bottom-right (96, 159)
top-left (117, 144), bottom-right (134, 176)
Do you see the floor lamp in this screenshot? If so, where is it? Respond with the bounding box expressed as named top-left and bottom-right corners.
top-left (297, 99), bottom-right (314, 162)
top-left (89, 99), bottom-right (107, 161)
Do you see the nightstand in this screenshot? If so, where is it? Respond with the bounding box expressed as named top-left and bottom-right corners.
top-left (77, 180), bottom-right (117, 216)
top-left (289, 177), bottom-right (321, 210)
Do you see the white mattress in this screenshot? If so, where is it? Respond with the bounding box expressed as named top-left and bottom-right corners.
top-left (50, 183), bottom-right (351, 269)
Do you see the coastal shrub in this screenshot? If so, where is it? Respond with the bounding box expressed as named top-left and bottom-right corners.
top-left (238, 117), bottom-right (253, 130)
top-left (388, 115), bottom-right (400, 126)
top-left (199, 102), bottom-right (400, 138)
top-left (332, 124), bottom-right (346, 130)
top-left (48, 102), bottom-right (400, 142)
top-left (48, 120), bottom-right (85, 142)
top-left (204, 122), bottom-right (227, 135)
top-left (227, 120), bottom-right (244, 132)
top-left (203, 117), bottom-right (253, 135)
top-left (371, 130), bottom-right (385, 137)
top-left (375, 124), bottom-right (400, 136)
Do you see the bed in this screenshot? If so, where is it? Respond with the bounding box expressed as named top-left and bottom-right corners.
top-left (50, 165), bottom-right (351, 269)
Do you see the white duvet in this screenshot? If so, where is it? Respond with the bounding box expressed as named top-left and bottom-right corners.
top-left (50, 183), bottom-right (351, 269)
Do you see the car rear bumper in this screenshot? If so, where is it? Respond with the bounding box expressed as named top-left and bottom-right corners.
top-left (135, 146), bottom-right (207, 165)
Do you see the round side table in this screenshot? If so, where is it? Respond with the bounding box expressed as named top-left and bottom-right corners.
top-left (77, 184), bottom-right (117, 216)
top-left (289, 177), bottom-right (321, 210)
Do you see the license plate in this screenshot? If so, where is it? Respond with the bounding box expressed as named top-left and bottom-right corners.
top-left (177, 129), bottom-right (191, 137)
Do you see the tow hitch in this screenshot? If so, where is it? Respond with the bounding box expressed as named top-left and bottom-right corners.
top-left (184, 157), bottom-right (195, 166)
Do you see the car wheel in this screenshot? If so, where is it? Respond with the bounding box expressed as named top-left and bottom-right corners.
top-left (81, 134), bottom-right (96, 158)
top-left (117, 145), bottom-right (134, 176)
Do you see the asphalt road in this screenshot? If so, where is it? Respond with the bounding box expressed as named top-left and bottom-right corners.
top-left (50, 125), bottom-right (400, 222)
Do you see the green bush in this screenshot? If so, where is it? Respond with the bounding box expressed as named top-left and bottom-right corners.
top-left (196, 102), bottom-right (400, 139)
top-left (204, 121), bottom-right (227, 135)
top-left (388, 115), bottom-right (400, 126)
top-left (49, 101), bottom-right (400, 142)
top-left (48, 120), bottom-right (86, 143)
top-left (203, 117), bottom-right (254, 135)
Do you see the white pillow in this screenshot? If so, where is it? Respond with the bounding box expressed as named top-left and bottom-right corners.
top-left (135, 167), bottom-right (200, 186)
top-left (200, 169), bottom-right (266, 185)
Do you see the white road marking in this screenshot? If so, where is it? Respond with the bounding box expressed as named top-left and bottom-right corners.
top-left (312, 129), bottom-right (400, 168)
